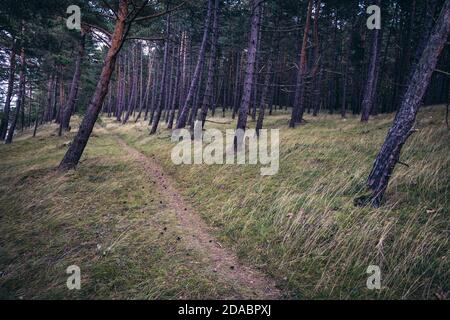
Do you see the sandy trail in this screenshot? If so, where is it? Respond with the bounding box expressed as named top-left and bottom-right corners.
top-left (115, 136), bottom-right (281, 299)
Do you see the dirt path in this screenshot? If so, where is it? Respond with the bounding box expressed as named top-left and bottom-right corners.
top-left (115, 137), bottom-right (281, 299)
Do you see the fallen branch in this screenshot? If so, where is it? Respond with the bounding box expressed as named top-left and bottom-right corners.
top-left (398, 161), bottom-right (410, 167)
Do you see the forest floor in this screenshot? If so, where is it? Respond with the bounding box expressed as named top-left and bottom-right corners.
top-left (0, 106), bottom-right (448, 299)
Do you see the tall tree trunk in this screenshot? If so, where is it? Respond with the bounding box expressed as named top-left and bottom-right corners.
top-left (188, 65), bottom-right (204, 127)
top-left (168, 40), bottom-right (181, 129)
top-left (235, 0), bottom-right (263, 136)
top-left (366, 0), bottom-right (450, 206)
top-left (61, 32), bottom-right (86, 132)
top-left (138, 43), bottom-right (144, 116)
top-left (138, 48), bottom-right (154, 122)
top-left (0, 40), bottom-right (17, 140)
top-left (123, 44), bottom-right (138, 124)
top-left (116, 55), bottom-right (124, 121)
top-left (341, 50), bottom-right (348, 118)
top-left (44, 74), bottom-right (53, 123)
top-left (198, 0), bottom-right (220, 129)
top-left (5, 48), bottom-right (25, 144)
top-left (150, 3), bottom-right (172, 134)
top-left (55, 67), bottom-right (65, 125)
top-left (176, 0), bottom-right (213, 129)
top-left (148, 61), bottom-right (160, 124)
top-left (59, 0), bottom-right (129, 170)
top-left (27, 83), bottom-right (32, 128)
top-left (310, 0), bottom-right (321, 117)
top-left (413, 0), bottom-right (439, 66)
top-left (164, 43), bottom-right (177, 123)
top-left (378, 2), bottom-right (398, 113)
top-left (289, 0), bottom-right (313, 127)
top-left (256, 56), bottom-right (273, 136)
top-left (20, 80), bottom-right (26, 131)
top-left (57, 75), bottom-right (66, 136)
top-left (361, 0), bottom-right (382, 122)
top-left (251, 7), bottom-right (263, 121)
top-left (394, 0), bottom-right (417, 111)
top-left (51, 73), bottom-right (59, 121)
top-left (231, 51), bottom-right (242, 119)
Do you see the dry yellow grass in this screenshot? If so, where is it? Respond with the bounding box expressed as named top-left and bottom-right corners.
top-left (114, 105), bottom-right (449, 299)
top-left (0, 105), bottom-right (448, 299)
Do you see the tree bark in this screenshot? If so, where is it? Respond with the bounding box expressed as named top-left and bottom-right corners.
top-left (366, 0), bottom-right (450, 206)
top-left (361, 0), bottom-right (382, 122)
top-left (5, 48), bottom-right (25, 144)
top-left (289, 0), bottom-right (313, 127)
top-left (176, 0), bottom-right (213, 129)
top-left (116, 55), bottom-right (124, 121)
top-left (0, 39), bottom-right (16, 141)
top-left (59, 0), bottom-right (129, 170)
top-left (310, 0), bottom-right (321, 117)
top-left (231, 52), bottom-right (242, 120)
top-left (138, 47), bottom-right (154, 122)
top-left (164, 43), bottom-right (177, 123)
top-left (198, 0), bottom-right (220, 129)
top-left (256, 56), bottom-right (273, 136)
top-left (123, 44), bottom-right (139, 124)
top-left (168, 40), bottom-right (181, 129)
top-left (251, 7), bottom-right (263, 121)
top-left (150, 3), bottom-right (172, 134)
top-left (235, 0), bottom-right (263, 135)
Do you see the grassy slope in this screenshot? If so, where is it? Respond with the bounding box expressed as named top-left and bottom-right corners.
top-left (0, 121), bottom-right (240, 299)
top-left (0, 106), bottom-right (448, 299)
top-left (113, 106), bottom-right (449, 299)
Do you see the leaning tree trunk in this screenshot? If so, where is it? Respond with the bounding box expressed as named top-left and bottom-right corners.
top-left (59, 0), bottom-right (129, 170)
top-left (198, 0), bottom-right (220, 129)
top-left (176, 0), bottom-right (213, 129)
top-left (256, 56), bottom-right (273, 136)
top-left (361, 0), bottom-right (382, 122)
top-left (289, 0), bottom-right (313, 128)
top-left (0, 39), bottom-right (17, 141)
top-left (235, 0), bottom-right (263, 135)
top-left (366, 0), bottom-right (450, 206)
top-left (61, 32), bottom-right (85, 132)
top-left (5, 48), bottom-right (25, 144)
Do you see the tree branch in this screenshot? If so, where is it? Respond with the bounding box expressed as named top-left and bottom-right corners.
top-left (133, 1), bottom-right (186, 22)
top-left (127, 0), bottom-right (151, 24)
top-left (125, 36), bottom-right (165, 42)
top-left (82, 22), bottom-right (112, 38)
top-left (435, 69), bottom-right (450, 77)
top-left (101, 0), bottom-right (119, 20)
